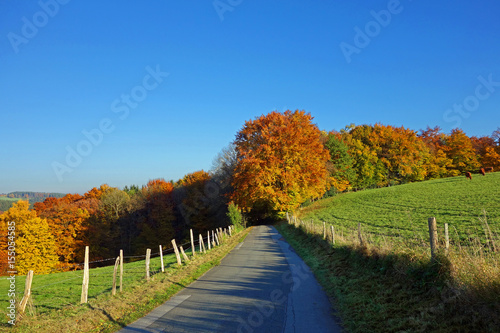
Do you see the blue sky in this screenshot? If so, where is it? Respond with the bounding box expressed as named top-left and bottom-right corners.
top-left (1, 0), bottom-right (500, 194)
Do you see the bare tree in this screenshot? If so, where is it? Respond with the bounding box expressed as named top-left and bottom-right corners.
top-left (211, 143), bottom-right (238, 192)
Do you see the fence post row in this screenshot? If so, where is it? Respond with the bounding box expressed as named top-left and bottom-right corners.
top-left (23, 227), bottom-right (239, 311)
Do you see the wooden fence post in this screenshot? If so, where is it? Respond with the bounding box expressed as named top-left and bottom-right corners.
top-left (145, 248), bottom-right (151, 281)
top-left (120, 249), bottom-right (123, 292)
top-left (215, 233), bottom-right (220, 246)
top-left (171, 239), bottom-right (182, 266)
top-left (323, 222), bottom-right (326, 240)
top-left (331, 225), bottom-right (335, 245)
top-left (159, 245), bottom-right (165, 272)
top-left (208, 231), bottom-right (211, 250)
top-left (81, 246), bottom-right (89, 304)
top-left (112, 256), bottom-right (120, 295)
top-left (428, 217), bottom-right (438, 259)
top-left (228, 226), bottom-right (232, 236)
top-left (212, 230), bottom-right (215, 247)
top-left (199, 234), bottom-right (206, 253)
top-left (190, 229), bottom-right (196, 257)
top-left (358, 223), bottom-right (365, 247)
top-left (483, 219), bottom-right (498, 253)
top-left (179, 246), bottom-right (190, 262)
top-left (19, 270), bottom-right (33, 313)
top-left (444, 223), bottom-right (450, 255)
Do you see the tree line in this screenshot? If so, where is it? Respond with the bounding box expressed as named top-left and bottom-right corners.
top-left (1, 110), bottom-right (499, 275)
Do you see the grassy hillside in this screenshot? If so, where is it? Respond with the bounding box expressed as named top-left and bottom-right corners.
top-left (299, 172), bottom-right (500, 243)
top-left (277, 173), bottom-right (500, 332)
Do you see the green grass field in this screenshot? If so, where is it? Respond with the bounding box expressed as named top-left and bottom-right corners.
top-left (278, 173), bottom-right (500, 332)
top-left (299, 172), bottom-right (500, 244)
top-left (0, 198), bottom-right (20, 201)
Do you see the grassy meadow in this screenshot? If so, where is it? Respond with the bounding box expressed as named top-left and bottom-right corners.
top-left (277, 172), bottom-right (500, 332)
top-left (300, 172), bottom-right (500, 244)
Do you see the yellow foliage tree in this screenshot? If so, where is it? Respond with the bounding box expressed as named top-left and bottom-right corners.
top-left (0, 201), bottom-right (58, 275)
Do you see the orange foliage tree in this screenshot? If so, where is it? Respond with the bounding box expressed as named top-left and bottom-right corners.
top-left (442, 129), bottom-right (480, 173)
top-left (471, 135), bottom-right (500, 169)
top-left (177, 170), bottom-right (216, 232)
top-left (34, 194), bottom-right (90, 268)
top-left (419, 126), bottom-right (455, 178)
top-left (134, 179), bottom-right (176, 253)
top-left (231, 110), bottom-right (330, 216)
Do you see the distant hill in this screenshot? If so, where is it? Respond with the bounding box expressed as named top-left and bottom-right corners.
top-left (0, 192), bottom-right (66, 212)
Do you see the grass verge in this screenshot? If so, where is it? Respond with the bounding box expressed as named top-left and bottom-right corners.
top-left (1, 227), bottom-right (251, 333)
top-left (276, 222), bottom-right (499, 332)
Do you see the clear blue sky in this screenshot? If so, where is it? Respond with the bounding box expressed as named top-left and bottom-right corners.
top-left (1, 0), bottom-right (500, 194)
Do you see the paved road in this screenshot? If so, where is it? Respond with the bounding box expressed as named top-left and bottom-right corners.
top-left (119, 225), bottom-right (341, 332)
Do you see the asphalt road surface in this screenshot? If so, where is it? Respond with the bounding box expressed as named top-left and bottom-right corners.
top-left (119, 225), bottom-right (342, 333)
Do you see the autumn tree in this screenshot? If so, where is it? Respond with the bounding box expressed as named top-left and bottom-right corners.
top-left (100, 188), bottom-right (130, 219)
top-left (231, 110), bottom-right (330, 218)
top-left (442, 129), bottom-right (480, 173)
top-left (471, 134), bottom-right (500, 169)
top-left (324, 132), bottom-right (356, 194)
top-left (0, 201), bottom-right (58, 274)
top-left (133, 179), bottom-right (176, 253)
top-left (176, 170), bottom-right (221, 232)
top-left (419, 126), bottom-right (455, 178)
top-left (342, 125), bottom-right (388, 188)
top-left (34, 194), bottom-right (89, 267)
top-left (369, 124), bottom-right (430, 183)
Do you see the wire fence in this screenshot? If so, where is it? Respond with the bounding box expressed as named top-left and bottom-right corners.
top-left (286, 212), bottom-right (500, 260)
